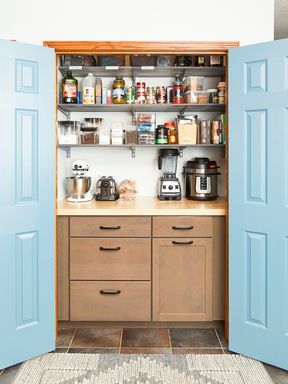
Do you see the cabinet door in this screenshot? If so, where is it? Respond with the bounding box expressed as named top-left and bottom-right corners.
top-left (153, 238), bottom-right (212, 321)
top-left (0, 39), bottom-right (55, 369)
top-left (229, 38), bottom-right (288, 370)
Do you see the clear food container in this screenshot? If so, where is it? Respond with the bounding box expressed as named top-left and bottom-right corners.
top-left (80, 127), bottom-right (98, 144)
top-left (125, 128), bottom-right (137, 144)
top-left (183, 91), bottom-right (209, 104)
top-left (58, 121), bottom-right (80, 145)
top-left (83, 117), bottom-right (102, 129)
top-left (183, 76), bottom-right (204, 92)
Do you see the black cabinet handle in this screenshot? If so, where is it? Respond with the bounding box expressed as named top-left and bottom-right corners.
top-left (99, 225), bottom-right (121, 230)
top-left (99, 246), bottom-right (121, 251)
top-left (100, 290), bottom-right (121, 295)
top-left (172, 226), bottom-right (194, 230)
top-left (172, 240), bottom-right (194, 245)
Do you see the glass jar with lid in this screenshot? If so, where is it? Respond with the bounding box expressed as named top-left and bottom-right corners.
top-left (80, 118), bottom-right (103, 144)
top-left (58, 121), bottom-right (80, 144)
top-left (112, 76), bottom-right (125, 104)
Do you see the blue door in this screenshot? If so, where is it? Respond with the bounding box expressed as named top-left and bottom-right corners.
top-left (0, 40), bottom-right (55, 368)
top-left (229, 38), bottom-right (288, 370)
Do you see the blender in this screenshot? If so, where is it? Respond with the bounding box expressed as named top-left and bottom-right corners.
top-left (158, 148), bottom-right (181, 200)
top-left (66, 160), bottom-right (93, 202)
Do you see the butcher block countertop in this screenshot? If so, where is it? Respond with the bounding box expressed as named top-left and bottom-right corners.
top-left (57, 196), bottom-right (226, 216)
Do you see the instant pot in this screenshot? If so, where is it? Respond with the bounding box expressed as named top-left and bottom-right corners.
top-left (183, 157), bottom-right (220, 200)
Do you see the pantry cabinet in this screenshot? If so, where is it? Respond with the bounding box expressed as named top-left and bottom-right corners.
top-left (152, 238), bottom-right (212, 321)
top-left (57, 212), bottom-right (225, 323)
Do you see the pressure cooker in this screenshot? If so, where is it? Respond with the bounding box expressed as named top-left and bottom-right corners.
top-left (183, 157), bottom-right (220, 200)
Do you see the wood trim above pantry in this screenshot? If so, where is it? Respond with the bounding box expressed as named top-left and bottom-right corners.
top-left (43, 41), bottom-right (239, 54)
top-left (57, 196), bottom-right (226, 216)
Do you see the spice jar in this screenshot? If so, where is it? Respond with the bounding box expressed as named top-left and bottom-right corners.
top-left (217, 81), bottom-right (226, 104)
top-left (173, 76), bottom-right (183, 104)
top-left (146, 87), bottom-right (156, 104)
top-left (125, 86), bottom-right (135, 104)
top-left (156, 86), bottom-right (166, 104)
top-left (136, 82), bottom-right (146, 104)
top-left (112, 76), bottom-right (125, 104)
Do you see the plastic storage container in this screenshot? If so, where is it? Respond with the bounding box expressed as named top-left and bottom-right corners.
top-left (97, 55), bottom-right (125, 66)
top-left (183, 91), bottom-right (209, 104)
top-left (183, 76), bottom-right (204, 92)
top-left (136, 113), bottom-right (156, 144)
top-left (58, 121), bottom-right (80, 144)
top-left (131, 55), bottom-right (157, 67)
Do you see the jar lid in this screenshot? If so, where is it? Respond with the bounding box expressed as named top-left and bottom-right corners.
top-left (80, 127), bottom-right (97, 132)
top-left (84, 118), bottom-right (103, 123)
top-left (58, 120), bottom-right (80, 126)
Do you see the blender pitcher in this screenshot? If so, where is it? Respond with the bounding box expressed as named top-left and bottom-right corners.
top-left (158, 148), bottom-right (179, 176)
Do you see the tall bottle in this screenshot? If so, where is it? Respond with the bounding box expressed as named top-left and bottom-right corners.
top-left (62, 71), bottom-right (78, 104)
top-left (82, 73), bottom-right (95, 104)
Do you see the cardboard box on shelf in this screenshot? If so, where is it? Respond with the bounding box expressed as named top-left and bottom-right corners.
top-left (177, 123), bottom-right (197, 144)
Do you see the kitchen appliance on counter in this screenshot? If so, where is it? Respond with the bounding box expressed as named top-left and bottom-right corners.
top-left (66, 160), bottom-right (93, 202)
top-left (183, 157), bottom-right (220, 200)
top-left (95, 176), bottom-right (119, 201)
top-left (158, 148), bottom-right (181, 201)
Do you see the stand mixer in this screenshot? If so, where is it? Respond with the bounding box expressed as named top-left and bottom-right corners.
top-left (66, 160), bottom-right (93, 202)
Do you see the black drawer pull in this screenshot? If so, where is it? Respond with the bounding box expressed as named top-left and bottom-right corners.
top-left (100, 290), bottom-right (121, 295)
top-left (172, 226), bottom-right (194, 230)
top-left (99, 246), bottom-right (121, 251)
top-left (172, 240), bottom-right (194, 245)
top-left (99, 225), bottom-right (121, 230)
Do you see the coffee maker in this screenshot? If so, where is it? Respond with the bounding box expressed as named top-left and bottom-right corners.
top-left (158, 148), bottom-right (181, 200)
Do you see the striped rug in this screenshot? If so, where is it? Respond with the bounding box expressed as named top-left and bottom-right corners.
top-left (12, 353), bottom-right (272, 384)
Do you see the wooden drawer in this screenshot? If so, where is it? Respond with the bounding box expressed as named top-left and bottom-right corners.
top-left (70, 281), bottom-right (151, 321)
top-left (70, 216), bottom-right (151, 237)
top-left (70, 238), bottom-right (151, 280)
top-left (153, 216), bottom-right (212, 237)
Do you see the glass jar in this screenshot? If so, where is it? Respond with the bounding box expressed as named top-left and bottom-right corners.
top-left (62, 71), bottom-right (78, 104)
top-left (58, 121), bottom-right (80, 144)
top-left (173, 76), bottom-right (183, 104)
top-left (80, 127), bottom-right (98, 144)
top-left (112, 76), bottom-right (125, 104)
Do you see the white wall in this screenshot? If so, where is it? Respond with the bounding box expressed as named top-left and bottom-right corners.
top-left (0, 0), bottom-right (274, 199)
top-left (1, 0), bottom-right (274, 46)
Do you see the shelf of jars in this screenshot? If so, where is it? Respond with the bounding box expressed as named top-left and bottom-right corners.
top-left (58, 103), bottom-right (226, 114)
top-left (58, 66), bottom-right (226, 79)
top-left (57, 143), bottom-right (226, 159)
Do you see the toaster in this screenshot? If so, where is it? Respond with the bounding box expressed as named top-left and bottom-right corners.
top-left (95, 176), bottom-right (119, 201)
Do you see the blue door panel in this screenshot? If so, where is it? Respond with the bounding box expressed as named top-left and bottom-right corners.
top-left (229, 38), bottom-right (288, 370)
top-left (0, 40), bottom-right (55, 369)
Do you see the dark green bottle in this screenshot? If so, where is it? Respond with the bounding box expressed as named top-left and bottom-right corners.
top-left (62, 71), bottom-right (78, 104)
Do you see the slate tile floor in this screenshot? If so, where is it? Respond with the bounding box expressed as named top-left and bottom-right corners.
top-left (0, 327), bottom-right (287, 383)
